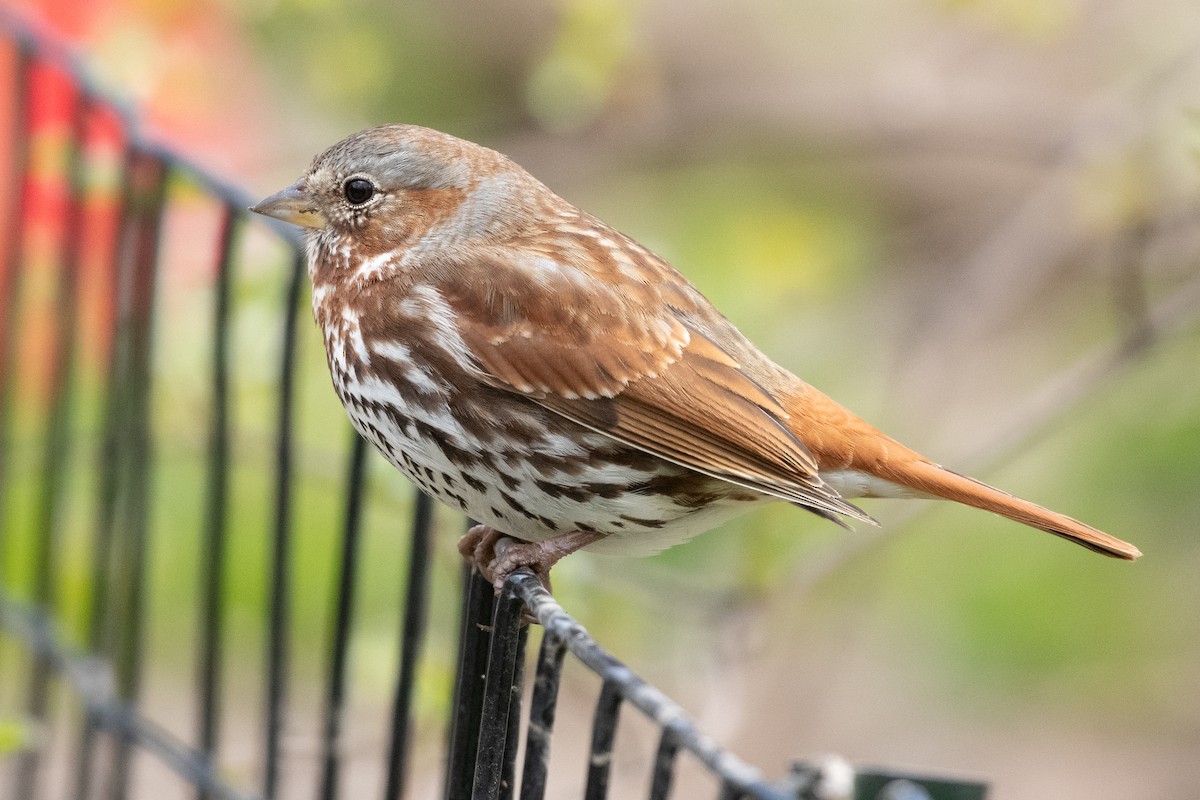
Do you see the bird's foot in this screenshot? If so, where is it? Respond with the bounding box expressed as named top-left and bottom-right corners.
top-left (458, 524), bottom-right (506, 579)
top-left (458, 525), bottom-right (604, 596)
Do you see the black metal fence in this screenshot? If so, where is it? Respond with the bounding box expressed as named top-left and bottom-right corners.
top-left (0, 12), bottom-right (987, 800)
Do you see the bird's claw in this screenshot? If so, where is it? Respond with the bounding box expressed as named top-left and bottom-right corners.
top-left (457, 525), bottom-right (605, 600)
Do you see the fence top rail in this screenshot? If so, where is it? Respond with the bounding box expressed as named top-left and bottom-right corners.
top-left (507, 570), bottom-right (796, 800)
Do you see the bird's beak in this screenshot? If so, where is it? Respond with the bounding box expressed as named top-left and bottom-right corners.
top-left (250, 180), bottom-right (326, 229)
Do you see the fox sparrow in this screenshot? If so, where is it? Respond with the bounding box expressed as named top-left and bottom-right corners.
top-left (251, 124), bottom-right (1139, 592)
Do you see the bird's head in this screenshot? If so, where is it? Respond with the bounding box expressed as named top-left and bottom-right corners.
top-left (251, 124), bottom-right (551, 262)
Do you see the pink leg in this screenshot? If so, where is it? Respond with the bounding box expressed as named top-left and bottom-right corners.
top-left (458, 524), bottom-right (506, 571)
top-left (490, 530), bottom-right (604, 593)
top-left (457, 525), bottom-right (604, 594)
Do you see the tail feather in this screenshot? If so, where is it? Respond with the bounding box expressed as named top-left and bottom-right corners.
top-left (779, 383), bottom-right (1139, 560)
top-left (876, 458), bottom-right (1141, 560)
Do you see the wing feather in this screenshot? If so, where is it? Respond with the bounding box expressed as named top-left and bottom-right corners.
top-left (434, 222), bottom-right (872, 525)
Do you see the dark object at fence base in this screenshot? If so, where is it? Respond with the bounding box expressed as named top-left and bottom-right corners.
top-left (790, 761), bottom-right (988, 800)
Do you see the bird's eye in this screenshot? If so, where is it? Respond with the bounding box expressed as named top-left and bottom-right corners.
top-left (344, 178), bottom-right (375, 205)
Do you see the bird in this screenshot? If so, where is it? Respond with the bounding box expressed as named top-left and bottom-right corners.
top-left (250, 124), bottom-right (1140, 593)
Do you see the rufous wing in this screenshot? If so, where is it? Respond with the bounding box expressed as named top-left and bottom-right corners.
top-left (438, 239), bottom-right (872, 525)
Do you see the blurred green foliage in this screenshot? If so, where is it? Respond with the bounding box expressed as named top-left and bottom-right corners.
top-left (0, 718), bottom-right (33, 755)
top-left (237, 0), bottom-right (529, 135)
top-left (526, 0), bottom-right (639, 131)
top-left (935, 0), bottom-right (1080, 38)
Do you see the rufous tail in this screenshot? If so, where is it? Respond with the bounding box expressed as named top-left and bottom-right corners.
top-left (782, 385), bottom-right (1139, 559)
top-left (875, 457), bottom-right (1141, 560)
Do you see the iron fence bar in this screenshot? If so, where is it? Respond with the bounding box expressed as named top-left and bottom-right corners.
top-left (500, 624), bottom-right (529, 800)
top-left (106, 147), bottom-right (169, 800)
top-left (583, 679), bottom-right (623, 800)
top-left (264, 248), bottom-right (305, 799)
top-left (470, 586), bottom-right (527, 800)
top-left (508, 571), bottom-right (793, 800)
top-left (647, 728), bottom-right (680, 800)
top-left (30, 78), bottom-right (90, 617)
top-left (444, 564), bottom-right (496, 800)
top-left (517, 631), bottom-right (568, 800)
top-left (382, 489), bottom-right (435, 800)
top-left (0, 29), bottom-right (33, 582)
top-left (71, 128), bottom-right (136, 800)
top-left (717, 782), bottom-right (744, 800)
top-left (196, 202), bottom-right (242, 800)
top-left (13, 73), bottom-right (92, 800)
top-left (317, 432), bottom-right (371, 800)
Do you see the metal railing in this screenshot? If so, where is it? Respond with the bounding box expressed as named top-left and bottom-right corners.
top-left (0, 11), bottom-right (988, 800)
